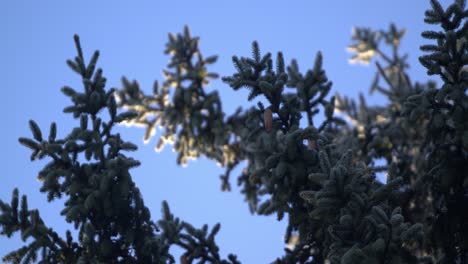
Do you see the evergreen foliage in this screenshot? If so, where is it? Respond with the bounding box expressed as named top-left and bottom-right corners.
top-left (1, 35), bottom-right (237, 264)
top-left (1, 0), bottom-right (467, 263)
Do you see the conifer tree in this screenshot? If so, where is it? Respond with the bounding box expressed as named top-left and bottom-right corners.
top-left (0, 35), bottom-right (238, 264)
top-left (1, 0), bottom-right (466, 263)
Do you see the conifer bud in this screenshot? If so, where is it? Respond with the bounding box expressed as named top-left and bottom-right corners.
top-left (181, 254), bottom-right (188, 264)
top-left (264, 108), bottom-right (273, 132)
top-left (308, 139), bottom-right (316, 150)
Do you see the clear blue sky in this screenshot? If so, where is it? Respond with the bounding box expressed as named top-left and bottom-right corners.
top-left (1, 1), bottom-right (447, 262)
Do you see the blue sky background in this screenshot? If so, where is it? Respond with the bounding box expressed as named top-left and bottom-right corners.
top-left (1, 1), bottom-right (448, 262)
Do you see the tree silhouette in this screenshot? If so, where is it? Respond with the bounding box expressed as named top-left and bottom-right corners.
top-left (1, 0), bottom-right (466, 263)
